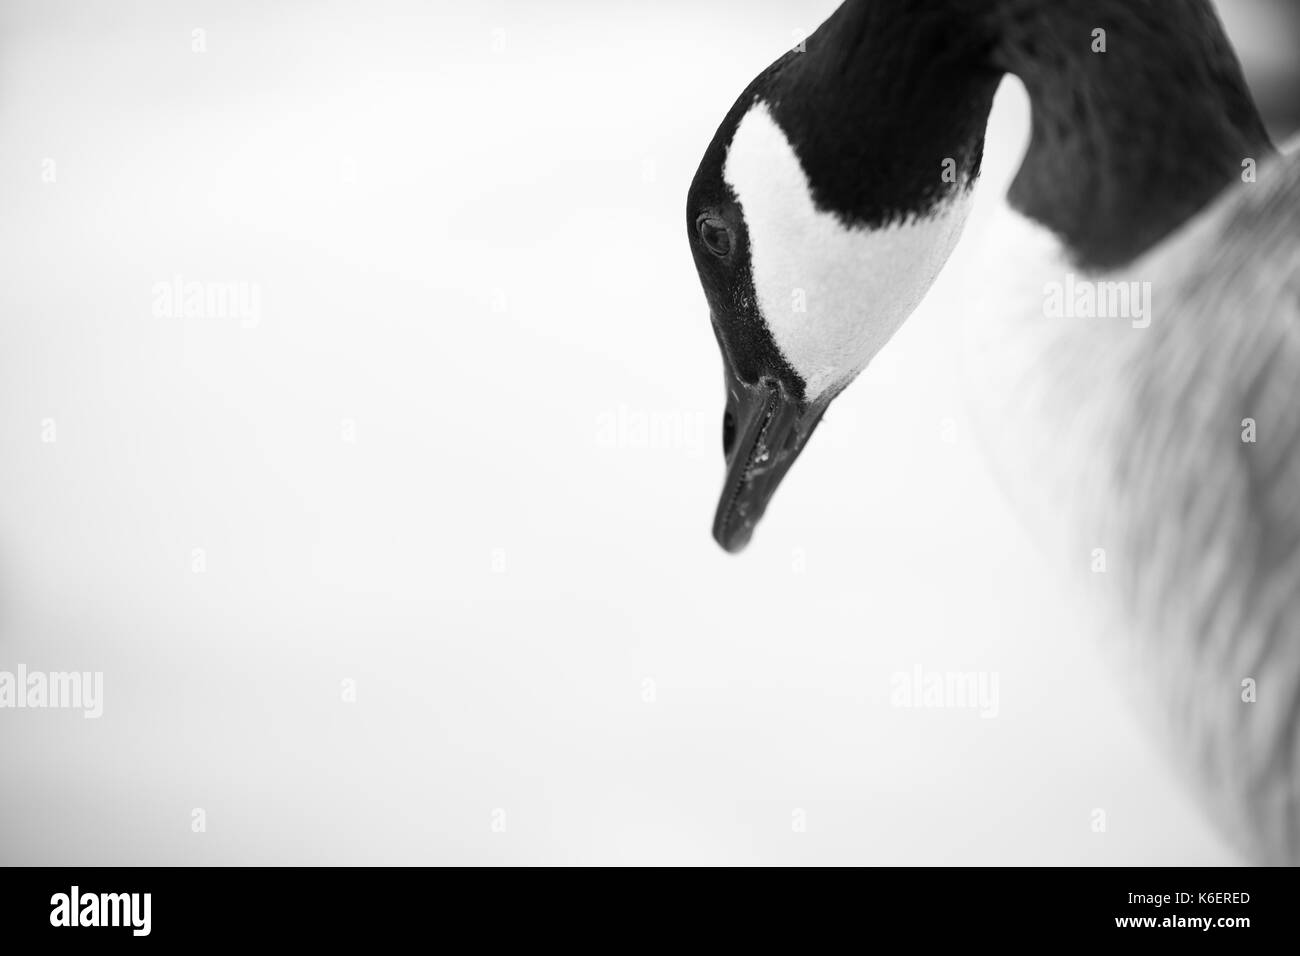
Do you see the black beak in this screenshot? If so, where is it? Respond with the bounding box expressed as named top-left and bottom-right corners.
top-left (713, 362), bottom-right (829, 554)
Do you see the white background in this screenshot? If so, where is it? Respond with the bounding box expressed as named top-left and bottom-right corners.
top-left (1, 0), bottom-right (1295, 864)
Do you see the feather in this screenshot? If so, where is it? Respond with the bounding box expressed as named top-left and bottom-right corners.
top-left (964, 148), bottom-right (1300, 862)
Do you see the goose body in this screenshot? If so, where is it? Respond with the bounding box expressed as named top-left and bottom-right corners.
top-left (965, 146), bottom-right (1300, 863)
top-left (685, 0), bottom-right (1300, 861)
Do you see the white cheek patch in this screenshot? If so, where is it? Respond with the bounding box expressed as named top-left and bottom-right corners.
top-left (723, 102), bottom-right (973, 400)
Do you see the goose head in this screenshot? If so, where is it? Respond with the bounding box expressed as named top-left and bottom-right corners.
top-left (687, 13), bottom-right (996, 552)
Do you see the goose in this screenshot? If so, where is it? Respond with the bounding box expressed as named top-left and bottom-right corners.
top-left (685, 0), bottom-right (1300, 863)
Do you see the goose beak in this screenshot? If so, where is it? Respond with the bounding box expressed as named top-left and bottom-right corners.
top-left (713, 363), bottom-right (828, 554)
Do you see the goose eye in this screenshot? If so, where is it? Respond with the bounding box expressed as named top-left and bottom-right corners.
top-left (697, 216), bottom-right (732, 257)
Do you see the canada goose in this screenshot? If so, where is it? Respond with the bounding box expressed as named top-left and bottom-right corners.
top-left (685, 0), bottom-right (1300, 862)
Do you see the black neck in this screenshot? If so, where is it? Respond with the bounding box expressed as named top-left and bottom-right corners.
top-left (988, 0), bottom-right (1275, 268)
top-left (770, 0), bottom-right (1275, 269)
